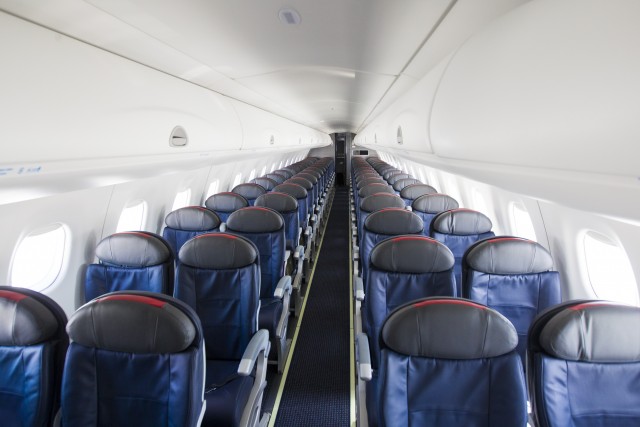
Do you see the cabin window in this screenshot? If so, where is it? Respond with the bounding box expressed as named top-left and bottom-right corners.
top-left (511, 203), bottom-right (537, 241)
top-left (206, 180), bottom-right (220, 199)
top-left (472, 189), bottom-right (496, 231)
top-left (172, 189), bottom-right (192, 211)
top-left (582, 231), bottom-right (638, 305)
top-left (10, 224), bottom-right (67, 291)
top-left (260, 165), bottom-right (267, 176)
top-left (279, 160), bottom-right (284, 169)
top-left (248, 169), bottom-right (257, 182)
top-left (270, 163), bottom-right (277, 173)
top-left (116, 200), bottom-right (147, 232)
top-left (231, 173), bottom-right (242, 190)
top-left (443, 176), bottom-right (463, 207)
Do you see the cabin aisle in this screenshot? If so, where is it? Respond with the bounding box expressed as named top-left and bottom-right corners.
top-left (273, 186), bottom-right (351, 426)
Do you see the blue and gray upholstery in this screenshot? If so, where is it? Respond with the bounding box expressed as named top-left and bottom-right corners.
top-left (463, 237), bottom-right (561, 364)
top-left (265, 173), bottom-right (286, 184)
top-left (365, 297), bottom-right (527, 427)
top-left (232, 183), bottom-right (267, 206)
top-left (358, 208), bottom-right (423, 280)
top-left (61, 291), bottom-right (205, 427)
top-left (391, 177), bottom-right (420, 193)
top-left (411, 193), bottom-right (458, 232)
top-left (163, 206), bottom-right (221, 257)
top-left (0, 287), bottom-right (68, 427)
top-left (175, 234), bottom-right (269, 427)
top-left (226, 207), bottom-right (292, 373)
top-left (295, 173), bottom-right (319, 207)
top-left (430, 208), bottom-right (495, 294)
top-left (382, 169), bottom-right (402, 181)
top-left (273, 183), bottom-right (310, 237)
top-left (251, 177), bottom-right (278, 192)
top-left (387, 173), bottom-right (411, 186)
top-left (285, 177), bottom-right (314, 229)
top-left (528, 301), bottom-right (640, 427)
top-left (357, 193), bottom-right (405, 242)
top-left (204, 192), bottom-right (249, 223)
top-left (361, 236), bottom-right (456, 368)
top-left (400, 183), bottom-right (438, 206)
top-left (84, 231), bottom-right (174, 302)
top-left (272, 170), bottom-right (293, 180)
top-left (255, 192), bottom-right (300, 253)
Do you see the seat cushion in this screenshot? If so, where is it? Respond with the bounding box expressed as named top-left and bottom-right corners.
top-left (204, 359), bottom-right (253, 427)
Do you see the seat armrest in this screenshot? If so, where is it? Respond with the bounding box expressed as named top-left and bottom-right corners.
top-left (238, 329), bottom-right (270, 376)
top-left (274, 275), bottom-right (292, 298)
top-left (284, 250), bottom-right (291, 263)
top-left (354, 275), bottom-right (365, 301)
top-left (356, 333), bottom-right (372, 381)
top-left (220, 222), bottom-right (227, 232)
top-left (293, 245), bottom-right (304, 260)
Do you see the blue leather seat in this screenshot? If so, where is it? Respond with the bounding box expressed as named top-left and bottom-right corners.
top-left (204, 192), bottom-right (249, 223)
top-left (400, 183), bottom-right (438, 206)
top-left (266, 173), bottom-right (287, 184)
top-left (251, 177), bottom-right (278, 191)
top-left (411, 193), bottom-right (459, 233)
top-left (528, 301), bottom-right (640, 427)
top-left (391, 177), bottom-right (420, 194)
top-left (361, 236), bottom-right (456, 368)
top-left (163, 206), bottom-right (221, 257)
top-left (226, 207), bottom-right (292, 373)
top-left (463, 236), bottom-right (561, 365)
top-left (175, 234), bottom-right (269, 427)
top-left (84, 231), bottom-right (174, 302)
top-left (430, 208), bottom-right (495, 294)
top-left (285, 177), bottom-right (315, 234)
top-left (255, 192), bottom-right (300, 254)
top-left (232, 183), bottom-right (267, 206)
top-left (382, 169), bottom-right (402, 181)
top-left (356, 184), bottom-right (395, 227)
top-left (0, 287), bottom-right (68, 427)
top-left (365, 297), bottom-right (527, 427)
top-left (386, 173), bottom-right (411, 187)
top-left (357, 193), bottom-right (405, 243)
top-left (61, 291), bottom-right (205, 427)
top-left (273, 183), bottom-right (311, 248)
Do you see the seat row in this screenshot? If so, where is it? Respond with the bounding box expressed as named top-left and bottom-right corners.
top-left (350, 157), bottom-right (565, 426)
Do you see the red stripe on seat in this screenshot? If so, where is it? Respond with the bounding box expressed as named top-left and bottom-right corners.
top-left (413, 299), bottom-right (485, 309)
top-left (0, 290), bottom-right (28, 301)
top-left (99, 294), bottom-right (166, 308)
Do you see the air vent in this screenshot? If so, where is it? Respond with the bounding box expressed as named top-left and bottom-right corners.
top-left (270, 135), bottom-right (275, 145)
top-left (169, 126), bottom-right (188, 147)
top-left (279, 7), bottom-right (301, 25)
top-left (397, 126), bottom-right (403, 145)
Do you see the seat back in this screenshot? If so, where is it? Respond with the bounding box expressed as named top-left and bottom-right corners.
top-left (387, 173), bottom-right (411, 186)
top-left (392, 177), bottom-right (420, 193)
top-left (204, 192), bottom-right (249, 223)
top-left (411, 193), bottom-right (459, 232)
top-left (295, 173), bottom-right (319, 205)
top-left (226, 207), bottom-right (286, 298)
top-left (357, 193), bottom-right (405, 241)
top-left (162, 206), bottom-right (221, 257)
top-left (273, 183), bottom-right (309, 231)
top-left (272, 170), bottom-right (293, 180)
top-left (62, 292), bottom-right (204, 427)
top-left (400, 183), bottom-right (438, 206)
top-left (430, 208), bottom-right (495, 293)
top-left (251, 177), bottom-right (278, 191)
top-left (377, 298), bottom-right (527, 427)
top-left (175, 233), bottom-right (260, 360)
top-left (232, 183), bottom-right (267, 206)
top-left (0, 287), bottom-right (68, 427)
top-left (364, 237), bottom-right (456, 368)
top-left (255, 192), bottom-right (299, 251)
top-left (359, 209), bottom-right (423, 280)
top-left (266, 173), bottom-right (287, 184)
top-left (528, 301), bottom-right (640, 427)
top-left (85, 232), bottom-right (174, 301)
top-left (286, 177), bottom-right (314, 220)
top-left (463, 237), bottom-right (561, 364)
top-left (382, 169), bottom-right (402, 181)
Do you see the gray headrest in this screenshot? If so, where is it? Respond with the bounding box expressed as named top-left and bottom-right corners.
top-left (371, 236), bottom-right (454, 273)
top-left (412, 193), bottom-right (458, 213)
top-left (286, 177), bottom-right (313, 191)
top-left (431, 209), bottom-right (493, 235)
top-left (273, 183), bottom-right (308, 199)
top-left (382, 298), bottom-right (518, 359)
top-left (95, 232), bottom-right (171, 267)
top-left (232, 183), bottom-right (267, 200)
top-left (272, 170), bottom-right (293, 179)
top-left (67, 294), bottom-right (196, 354)
top-left (359, 184), bottom-right (395, 198)
top-left (383, 170), bottom-right (402, 180)
top-left (265, 173), bottom-right (286, 184)
top-left (179, 233), bottom-right (257, 269)
top-left (365, 209), bottom-right (424, 235)
top-left (250, 177), bottom-right (278, 191)
top-left (205, 192), bottom-right (249, 212)
top-left (401, 184), bottom-right (438, 200)
top-left (296, 173), bottom-right (318, 185)
top-left (255, 192), bottom-right (298, 213)
top-left (392, 178), bottom-right (421, 192)
top-left (540, 302), bottom-right (640, 362)
top-left (165, 207), bottom-right (221, 231)
top-left (0, 290), bottom-right (58, 346)
top-left (466, 237), bottom-right (554, 274)
top-left (360, 194), bottom-right (405, 213)
top-left (227, 207), bottom-right (284, 233)
top-left (357, 178), bottom-right (386, 189)
top-left (301, 169), bottom-right (321, 178)
top-left (388, 173), bottom-right (411, 185)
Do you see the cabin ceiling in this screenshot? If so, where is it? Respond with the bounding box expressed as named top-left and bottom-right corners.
top-left (0, 0), bottom-right (528, 134)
